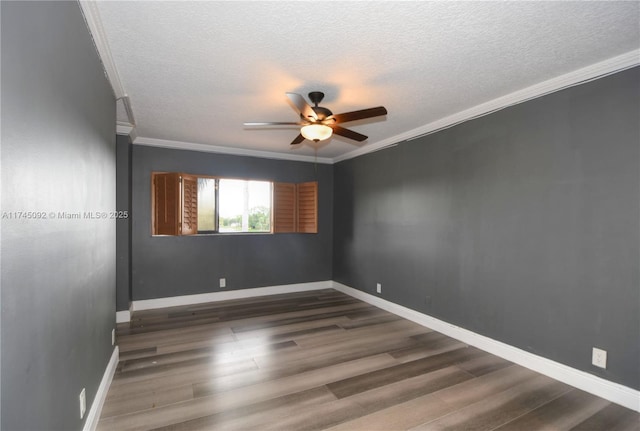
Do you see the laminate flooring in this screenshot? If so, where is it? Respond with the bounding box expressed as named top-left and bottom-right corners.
top-left (98, 289), bottom-right (639, 431)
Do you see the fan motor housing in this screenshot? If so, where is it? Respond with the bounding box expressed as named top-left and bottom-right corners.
top-left (312, 106), bottom-right (333, 120)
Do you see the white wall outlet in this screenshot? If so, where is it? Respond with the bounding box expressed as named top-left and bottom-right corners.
top-left (79, 388), bottom-right (86, 419)
top-left (376, 283), bottom-right (382, 294)
top-left (592, 347), bottom-right (607, 369)
top-left (219, 278), bottom-right (226, 288)
top-left (111, 328), bottom-right (115, 346)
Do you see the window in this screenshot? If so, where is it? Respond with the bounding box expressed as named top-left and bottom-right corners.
top-left (218, 179), bottom-right (272, 233)
top-left (152, 172), bottom-right (317, 235)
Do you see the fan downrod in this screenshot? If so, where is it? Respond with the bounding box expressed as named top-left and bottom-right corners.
top-left (308, 91), bottom-right (325, 107)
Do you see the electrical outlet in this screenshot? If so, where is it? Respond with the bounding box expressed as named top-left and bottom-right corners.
top-left (219, 278), bottom-right (226, 288)
top-left (376, 283), bottom-right (382, 294)
top-left (592, 347), bottom-right (607, 369)
top-left (111, 328), bottom-right (115, 346)
top-left (79, 388), bottom-right (86, 419)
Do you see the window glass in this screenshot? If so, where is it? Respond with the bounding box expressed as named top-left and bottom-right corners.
top-left (197, 178), bottom-right (216, 232)
top-left (218, 179), bottom-right (272, 232)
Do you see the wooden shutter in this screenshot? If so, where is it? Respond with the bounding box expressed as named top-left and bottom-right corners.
top-left (296, 181), bottom-right (318, 233)
top-left (273, 182), bottom-right (296, 233)
top-left (181, 175), bottom-right (198, 235)
top-left (152, 173), bottom-right (180, 235)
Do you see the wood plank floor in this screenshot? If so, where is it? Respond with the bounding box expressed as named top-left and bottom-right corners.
top-left (98, 289), bottom-right (639, 431)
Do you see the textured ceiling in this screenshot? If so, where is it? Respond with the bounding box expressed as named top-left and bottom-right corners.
top-left (95, 1), bottom-right (640, 161)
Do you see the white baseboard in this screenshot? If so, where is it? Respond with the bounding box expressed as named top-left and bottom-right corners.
top-left (109, 280), bottom-right (639, 411)
top-left (129, 281), bottom-right (333, 313)
top-left (83, 346), bottom-right (119, 431)
top-left (115, 310), bottom-right (130, 323)
top-left (332, 281), bottom-right (640, 412)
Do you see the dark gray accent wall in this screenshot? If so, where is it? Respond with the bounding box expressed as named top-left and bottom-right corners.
top-left (116, 135), bottom-right (132, 312)
top-left (131, 145), bottom-right (333, 300)
top-left (1, 2), bottom-right (116, 430)
top-left (333, 67), bottom-right (640, 390)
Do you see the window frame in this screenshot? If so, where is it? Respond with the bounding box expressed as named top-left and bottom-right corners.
top-left (151, 172), bottom-right (317, 236)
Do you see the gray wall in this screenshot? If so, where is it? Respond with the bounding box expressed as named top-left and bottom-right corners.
top-left (116, 135), bottom-right (132, 311)
top-left (333, 67), bottom-right (639, 390)
top-left (1, 2), bottom-right (116, 430)
top-left (131, 145), bottom-right (333, 300)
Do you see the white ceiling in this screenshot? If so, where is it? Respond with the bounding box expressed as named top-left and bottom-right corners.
top-left (92, 1), bottom-right (640, 162)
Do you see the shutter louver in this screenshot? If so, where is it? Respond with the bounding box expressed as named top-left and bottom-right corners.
top-left (153, 173), bottom-right (180, 235)
top-left (273, 182), bottom-right (296, 233)
top-left (181, 175), bottom-right (198, 235)
top-left (296, 181), bottom-right (318, 233)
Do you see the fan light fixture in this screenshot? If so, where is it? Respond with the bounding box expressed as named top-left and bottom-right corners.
top-left (300, 124), bottom-right (333, 142)
top-left (243, 91), bottom-right (387, 146)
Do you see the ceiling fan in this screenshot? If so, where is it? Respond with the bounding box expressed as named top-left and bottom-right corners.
top-left (244, 91), bottom-right (388, 146)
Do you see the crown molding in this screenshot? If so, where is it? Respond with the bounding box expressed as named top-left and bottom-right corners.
top-left (334, 49), bottom-right (640, 163)
top-left (78, 3), bottom-right (637, 167)
top-left (134, 137), bottom-right (334, 164)
top-left (80, 1), bottom-right (138, 127)
top-left (116, 122), bottom-right (133, 135)
top-left (119, 95), bottom-right (136, 127)
top-left (116, 122), bottom-right (137, 143)
top-left (78, 1), bottom-right (125, 98)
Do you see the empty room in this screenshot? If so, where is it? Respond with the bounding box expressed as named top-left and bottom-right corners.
top-left (1, 1), bottom-right (639, 430)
